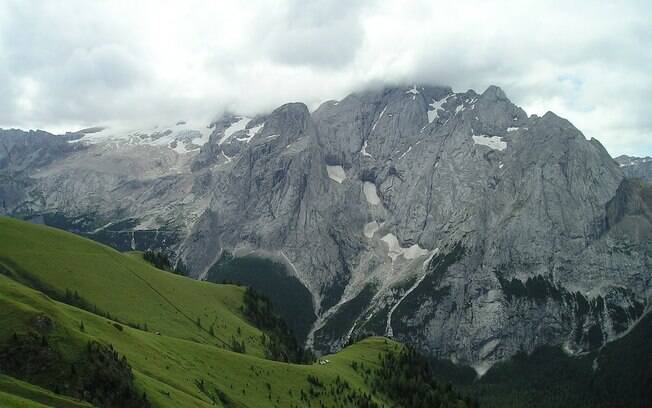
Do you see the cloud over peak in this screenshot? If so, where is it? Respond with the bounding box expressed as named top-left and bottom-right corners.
top-left (1, 0), bottom-right (650, 156)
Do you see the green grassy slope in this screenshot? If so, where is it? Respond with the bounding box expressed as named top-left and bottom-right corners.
top-left (0, 216), bottom-right (463, 408)
top-left (0, 271), bottom-right (398, 407)
top-left (0, 216), bottom-right (265, 357)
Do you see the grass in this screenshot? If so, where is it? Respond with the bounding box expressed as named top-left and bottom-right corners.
top-left (0, 216), bottom-right (265, 357)
top-left (0, 216), bottom-right (407, 407)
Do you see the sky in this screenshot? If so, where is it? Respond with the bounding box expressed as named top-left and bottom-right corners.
top-left (0, 0), bottom-right (650, 156)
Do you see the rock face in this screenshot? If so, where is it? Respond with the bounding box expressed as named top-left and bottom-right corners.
top-left (615, 155), bottom-right (652, 184)
top-left (1, 84), bottom-right (650, 371)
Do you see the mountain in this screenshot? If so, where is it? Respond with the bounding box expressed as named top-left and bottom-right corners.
top-left (0, 216), bottom-right (472, 408)
top-left (615, 155), bottom-right (652, 183)
top-left (1, 84), bottom-right (650, 374)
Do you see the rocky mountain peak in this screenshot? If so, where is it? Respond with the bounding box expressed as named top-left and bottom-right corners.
top-left (1, 83), bottom-right (649, 373)
top-left (481, 84), bottom-right (507, 100)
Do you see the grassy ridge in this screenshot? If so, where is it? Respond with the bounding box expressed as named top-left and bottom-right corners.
top-left (0, 216), bottom-right (448, 408)
top-left (0, 217), bottom-right (264, 356)
top-left (0, 273), bottom-right (397, 407)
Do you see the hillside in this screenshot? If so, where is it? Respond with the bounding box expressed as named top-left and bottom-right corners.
top-left (0, 215), bottom-right (267, 358)
top-left (0, 216), bottom-right (470, 408)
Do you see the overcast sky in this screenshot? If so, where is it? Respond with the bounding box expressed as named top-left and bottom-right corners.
top-left (1, 0), bottom-right (650, 156)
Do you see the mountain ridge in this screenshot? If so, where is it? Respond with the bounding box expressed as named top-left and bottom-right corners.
top-left (1, 83), bottom-right (650, 373)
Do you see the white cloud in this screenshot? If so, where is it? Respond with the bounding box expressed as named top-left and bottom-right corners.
top-left (0, 0), bottom-right (650, 156)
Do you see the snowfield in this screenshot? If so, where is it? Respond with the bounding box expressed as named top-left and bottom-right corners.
top-left (427, 94), bottom-right (453, 123)
top-left (219, 116), bottom-right (250, 145)
top-left (74, 120), bottom-right (213, 154)
top-left (472, 135), bottom-right (507, 151)
top-left (363, 221), bottom-right (380, 238)
top-left (326, 165), bottom-right (346, 183)
top-left (363, 182), bottom-right (381, 205)
top-left (381, 233), bottom-right (429, 261)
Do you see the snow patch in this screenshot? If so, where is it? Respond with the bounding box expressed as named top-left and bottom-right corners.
top-left (427, 94), bottom-right (452, 123)
top-left (479, 339), bottom-right (500, 359)
top-left (363, 182), bottom-right (381, 205)
top-left (170, 140), bottom-right (190, 154)
top-left (405, 85), bottom-right (420, 95)
top-left (455, 104), bottom-right (465, 114)
top-left (381, 234), bottom-right (402, 261)
top-left (381, 233), bottom-right (429, 261)
top-left (235, 122), bottom-right (264, 143)
top-left (221, 151), bottom-right (232, 163)
top-left (472, 135), bottom-right (507, 151)
top-left (371, 106), bottom-right (387, 132)
top-left (472, 361), bottom-right (494, 378)
top-left (398, 146), bottom-right (412, 160)
top-left (219, 116), bottom-right (249, 145)
top-left (326, 165), bottom-right (346, 183)
top-left (363, 221), bottom-right (379, 239)
top-left (403, 244), bottom-right (429, 259)
top-left (507, 127), bottom-right (527, 132)
top-left (286, 138), bottom-right (302, 149)
top-left (91, 222), bottom-right (113, 234)
top-left (360, 140), bottom-right (373, 158)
